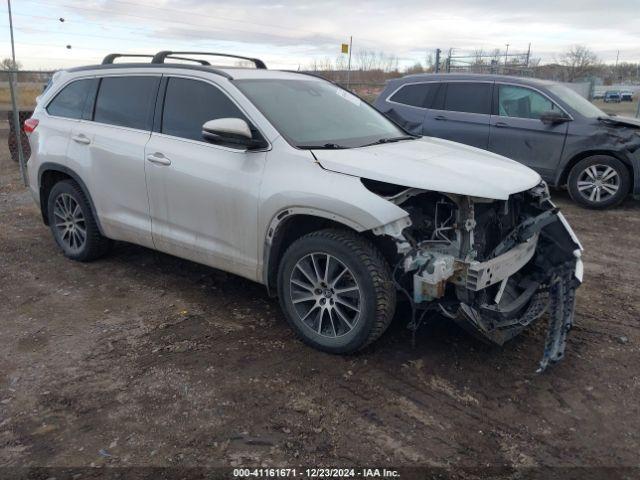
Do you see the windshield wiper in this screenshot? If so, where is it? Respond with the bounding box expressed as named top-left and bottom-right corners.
top-left (359, 135), bottom-right (419, 147)
top-left (298, 143), bottom-right (349, 150)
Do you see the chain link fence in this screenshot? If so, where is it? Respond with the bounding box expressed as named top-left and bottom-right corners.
top-left (1, 70), bottom-right (55, 183)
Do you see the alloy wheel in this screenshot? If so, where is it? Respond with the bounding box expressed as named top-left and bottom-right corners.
top-left (576, 164), bottom-right (620, 203)
top-left (53, 193), bottom-right (87, 253)
top-left (289, 252), bottom-right (362, 338)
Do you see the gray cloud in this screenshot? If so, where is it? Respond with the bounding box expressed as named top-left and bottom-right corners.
top-left (44, 0), bottom-right (640, 65)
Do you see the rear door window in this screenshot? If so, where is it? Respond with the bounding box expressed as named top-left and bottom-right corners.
top-left (94, 76), bottom-right (159, 130)
top-left (443, 82), bottom-right (491, 115)
top-left (389, 83), bottom-right (440, 108)
top-left (161, 77), bottom-right (249, 142)
top-left (46, 79), bottom-right (94, 119)
top-left (496, 85), bottom-right (559, 119)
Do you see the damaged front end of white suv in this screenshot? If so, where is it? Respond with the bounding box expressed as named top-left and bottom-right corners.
top-left (366, 179), bottom-right (583, 372)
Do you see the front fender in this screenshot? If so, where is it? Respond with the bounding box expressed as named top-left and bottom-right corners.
top-left (257, 142), bottom-right (410, 283)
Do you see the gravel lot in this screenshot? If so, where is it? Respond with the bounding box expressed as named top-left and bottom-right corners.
top-left (1, 128), bottom-right (639, 473)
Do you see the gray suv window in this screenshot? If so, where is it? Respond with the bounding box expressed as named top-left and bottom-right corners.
top-left (389, 83), bottom-right (439, 108)
top-left (94, 76), bottom-right (159, 130)
top-left (443, 82), bottom-right (491, 115)
top-left (162, 77), bottom-right (248, 142)
top-left (497, 85), bottom-right (558, 119)
top-left (46, 79), bottom-right (93, 119)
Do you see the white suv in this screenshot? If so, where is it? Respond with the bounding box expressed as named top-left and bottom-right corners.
top-left (25, 51), bottom-right (583, 370)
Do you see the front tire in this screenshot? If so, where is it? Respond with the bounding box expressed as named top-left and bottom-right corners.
top-left (47, 180), bottom-right (112, 261)
top-left (567, 155), bottom-right (630, 209)
top-left (277, 229), bottom-right (396, 354)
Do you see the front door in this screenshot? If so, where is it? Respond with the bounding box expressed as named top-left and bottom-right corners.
top-left (144, 76), bottom-right (267, 280)
top-left (488, 84), bottom-right (568, 181)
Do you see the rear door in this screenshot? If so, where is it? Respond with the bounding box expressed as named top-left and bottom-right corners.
top-left (68, 75), bottom-right (160, 247)
top-left (40, 77), bottom-right (96, 172)
top-left (424, 81), bottom-right (492, 149)
top-left (488, 83), bottom-right (568, 179)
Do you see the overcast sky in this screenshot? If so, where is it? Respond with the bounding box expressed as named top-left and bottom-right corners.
top-left (3, 0), bottom-right (639, 70)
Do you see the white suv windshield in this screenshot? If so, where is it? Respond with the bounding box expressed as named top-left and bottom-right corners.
top-left (547, 84), bottom-right (605, 118)
top-left (235, 79), bottom-right (407, 148)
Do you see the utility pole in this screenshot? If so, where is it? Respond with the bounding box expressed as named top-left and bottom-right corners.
top-left (446, 48), bottom-right (452, 73)
top-left (504, 43), bottom-right (510, 74)
top-left (435, 48), bottom-right (441, 73)
top-left (7, 0), bottom-right (27, 186)
top-left (525, 43), bottom-right (531, 68)
top-left (346, 36), bottom-right (353, 90)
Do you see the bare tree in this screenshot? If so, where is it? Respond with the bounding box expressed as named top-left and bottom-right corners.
top-left (1, 58), bottom-right (21, 71)
top-left (405, 62), bottom-right (424, 75)
top-left (470, 48), bottom-right (487, 73)
top-left (559, 45), bottom-right (599, 81)
top-left (355, 50), bottom-right (377, 71)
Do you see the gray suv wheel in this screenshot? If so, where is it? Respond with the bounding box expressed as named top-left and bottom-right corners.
top-left (568, 155), bottom-right (630, 209)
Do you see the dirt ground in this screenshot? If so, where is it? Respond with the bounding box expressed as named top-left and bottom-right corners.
top-left (1, 127), bottom-right (639, 474)
top-left (593, 98), bottom-right (639, 118)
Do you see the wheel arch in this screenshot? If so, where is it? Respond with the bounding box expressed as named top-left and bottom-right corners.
top-left (38, 162), bottom-right (105, 235)
top-left (557, 150), bottom-right (634, 191)
top-left (262, 208), bottom-right (399, 297)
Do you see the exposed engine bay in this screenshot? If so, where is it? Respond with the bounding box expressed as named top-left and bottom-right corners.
top-left (366, 179), bottom-right (583, 372)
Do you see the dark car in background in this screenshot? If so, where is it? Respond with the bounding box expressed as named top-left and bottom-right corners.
top-left (604, 91), bottom-right (621, 103)
top-left (374, 74), bottom-right (640, 208)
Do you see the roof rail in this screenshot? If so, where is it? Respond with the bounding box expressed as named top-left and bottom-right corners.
top-left (102, 54), bottom-right (153, 64)
top-left (151, 51), bottom-right (267, 69)
top-left (102, 53), bottom-right (211, 66)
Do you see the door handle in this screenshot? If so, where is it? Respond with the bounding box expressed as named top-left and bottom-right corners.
top-left (494, 121), bottom-right (509, 128)
top-left (434, 115), bottom-right (447, 121)
top-left (146, 153), bottom-right (171, 166)
top-left (71, 134), bottom-right (90, 145)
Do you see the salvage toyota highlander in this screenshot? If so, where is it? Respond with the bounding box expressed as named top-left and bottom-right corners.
top-left (24, 51), bottom-right (583, 371)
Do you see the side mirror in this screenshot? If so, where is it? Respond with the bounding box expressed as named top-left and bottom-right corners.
top-left (540, 110), bottom-right (570, 125)
top-left (201, 118), bottom-right (265, 149)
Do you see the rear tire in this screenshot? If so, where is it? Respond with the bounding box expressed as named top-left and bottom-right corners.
top-left (47, 180), bottom-right (112, 261)
top-left (277, 229), bottom-right (396, 354)
top-left (567, 155), bottom-right (629, 209)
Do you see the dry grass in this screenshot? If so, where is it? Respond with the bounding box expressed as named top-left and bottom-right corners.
top-left (0, 84), bottom-right (42, 109)
top-left (593, 98), bottom-right (639, 118)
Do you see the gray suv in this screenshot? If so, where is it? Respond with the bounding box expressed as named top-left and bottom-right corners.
top-left (375, 74), bottom-right (640, 209)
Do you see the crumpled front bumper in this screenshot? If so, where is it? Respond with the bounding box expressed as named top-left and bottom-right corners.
top-left (413, 204), bottom-right (583, 372)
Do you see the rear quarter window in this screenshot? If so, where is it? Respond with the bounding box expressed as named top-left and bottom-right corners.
top-left (94, 76), bottom-right (159, 130)
top-left (389, 82), bottom-right (440, 108)
top-left (46, 79), bottom-right (94, 119)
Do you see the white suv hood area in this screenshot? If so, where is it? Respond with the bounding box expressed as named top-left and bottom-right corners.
top-left (313, 136), bottom-right (542, 200)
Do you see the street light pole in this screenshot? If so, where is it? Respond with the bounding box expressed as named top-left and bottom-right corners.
top-left (7, 0), bottom-right (27, 186)
top-left (346, 36), bottom-right (352, 90)
top-left (504, 43), bottom-right (509, 74)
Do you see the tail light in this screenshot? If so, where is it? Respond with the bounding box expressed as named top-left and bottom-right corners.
top-left (23, 118), bottom-right (39, 134)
